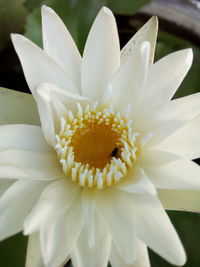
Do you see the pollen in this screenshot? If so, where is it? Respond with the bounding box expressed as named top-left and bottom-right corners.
top-left (55, 103), bottom-right (138, 189)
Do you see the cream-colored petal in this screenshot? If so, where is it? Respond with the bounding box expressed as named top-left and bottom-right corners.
top-left (0, 179), bottom-right (14, 197)
top-left (144, 159), bottom-right (200, 190)
top-left (156, 116), bottom-right (200, 159)
top-left (11, 34), bottom-right (78, 96)
top-left (0, 124), bottom-right (51, 152)
top-left (35, 84), bottom-right (56, 146)
top-left (24, 178), bottom-right (79, 235)
top-left (0, 149), bottom-right (62, 180)
top-left (42, 6), bottom-right (81, 90)
top-left (139, 149), bottom-right (180, 167)
top-left (131, 194), bottom-right (186, 266)
top-left (110, 240), bottom-right (150, 267)
top-left (0, 180), bottom-right (47, 241)
top-left (40, 195), bottom-right (83, 267)
top-left (97, 189), bottom-right (137, 264)
top-left (136, 93), bottom-right (200, 147)
top-left (117, 166), bottom-right (156, 195)
top-left (158, 189), bottom-right (200, 212)
top-left (26, 233), bottom-right (44, 267)
top-left (109, 41), bottom-right (150, 113)
top-left (0, 149), bottom-right (58, 168)
top-left (82, 189), bottom-right (96, 248)
top-left (140, 49), bottom-right (193, 110)
top-left (71, 216), bottom-right (111, 267)
top-left (121, 16), bottom-right (158, 65)
top-left (81, 7), bottom-right (120, 100)
top-left (0, 87), bottom-right (39, 125)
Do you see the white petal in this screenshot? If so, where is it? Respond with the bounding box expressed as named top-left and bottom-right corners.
top-left (136, 93), bottom-right (200, 147)
top-left (40, 195), bottom-right (83, 267)
top-left (131, 194), bottom-right (186, 266)
top-left (0, 179), bottom-right (15, 197)
top-left (140, 49), bottom-right (193, 110)
top-left (139, 149), bottom-right (180, 167)
top-left (82, 189), bottom-right (96, 247)
top-left (0, 180), bottom-right (47, 241)
top-left (24, 178), bottom-right (79, 234)
top-left (0, 124), bottom-right (51, 151)
top-left (26, 233), bottom-right (44, 267)
top-left (110, 240), bottom-right (150, 267)
top-left (35, 84), bottom-right (55, 146)
top-left (158, 189), bottom-right (200, 212)
top-left (0, 149), bottom-right (62, 180)
top-left (117, 166), bottom-right (156, 195)
top-left (109, 41), bottom-right (150, 113)
top-left (121, 16), bottom-right (158, 65)
top-left (11, 34), bottom-right (78, 96)
top-left (42, 6), bottom-right (81, 89)
top-left (97, 189), bottom-right (137, 264)
top-left (156, 116), bottom-right (200, 159)
top-left (0, 149), bottom-right (58, 168)
top-left (71, 215), bottom-right (111, 267)
top-left (144, 159), bottom-right (200, 190)
top-left (0, 87), bottom-right (39, 125)
top-left (81, 7), bottom-right (120, 100)
top-left (35, 83), bottom-right (90, 136)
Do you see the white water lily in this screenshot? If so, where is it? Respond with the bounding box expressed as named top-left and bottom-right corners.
top-left (0, 5), bottom-right (200, 267)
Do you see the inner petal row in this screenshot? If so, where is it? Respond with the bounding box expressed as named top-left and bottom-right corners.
top-left (55, 103), bottom-right (138, 189)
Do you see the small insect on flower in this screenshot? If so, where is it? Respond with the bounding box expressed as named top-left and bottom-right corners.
top-left (0, 5), bottom-right (200, 267)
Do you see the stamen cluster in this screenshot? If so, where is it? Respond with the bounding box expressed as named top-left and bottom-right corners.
top-left (55, 103), bottom-right (138, 189)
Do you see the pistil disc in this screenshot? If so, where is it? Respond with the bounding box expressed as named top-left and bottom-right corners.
top-left (55, 103), bottom-right (138, 189)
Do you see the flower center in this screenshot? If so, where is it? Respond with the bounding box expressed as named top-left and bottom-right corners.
top-left (55, 103), bottom-right (138, 189)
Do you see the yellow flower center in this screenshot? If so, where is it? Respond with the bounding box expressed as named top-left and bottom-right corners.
top-left (55, 103), bottom-right (137, 189)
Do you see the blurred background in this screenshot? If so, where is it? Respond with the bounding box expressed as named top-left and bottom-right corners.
top-left (0, 0), bottom-right (200, 266)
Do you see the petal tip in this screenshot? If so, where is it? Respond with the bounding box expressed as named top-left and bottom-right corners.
top-left (41, 5), bottom-right (54, 15)
top-left (101, 6), bottom-right (113, 16)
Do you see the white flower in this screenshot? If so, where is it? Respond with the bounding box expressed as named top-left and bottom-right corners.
top-left (0, 5), bottom-right (200, 267)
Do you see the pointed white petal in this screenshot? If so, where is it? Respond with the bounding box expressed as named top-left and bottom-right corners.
top-left (24, 179), bottom-right (79, 234)
top-left (136, 93), bottom-right (200, 147)
top-left (110, 240), bottom-right (150, 267)
top-left (82, 189), bottom-right (96, 247)
top-left (110, 41), bottom-right (150, 113)
top-left (140, 49), bottom-right (193, 110)
top-left (0, 180), bottom-right (47, 241)
top-left (131, 194), bottom-right (186, 266)
top-left (81, 7), bottom-right (120, 100)
top-left (11, 34), bottom-right (78, 96)
top-left (26, 233), bottom-right (44, 267)
top-left (0, 179), bottom-right (14, 197)
top-left (42, 6), bottom-right (81, 89)
top-left (121, 16), bottom-right (158, 65)
top-left (158, 189), bottom-right (200, 212)
top-left (0, 124), bottom-right (51, 151)
top-left (71, 215), bottom-right (111, 267)
top-left (35, 84), bottom-right (55, 146)
top-left (144, 159), bottom-right (200, 190)
top-left (40, 196), bottom-right (83, 267)
top-left (97, 190), bottom-right (137, 264)
top-left (0, 87), bottom-right (39, 125)
top-left (139, 150), bottom-right (180, 167)
top-left (156, 116), bottom-right (200, 159)
top-left (117, 166), bottom-right (156, 195)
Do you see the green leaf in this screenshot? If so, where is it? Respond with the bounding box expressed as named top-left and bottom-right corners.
top-left (107, 0), bottom-right (150, 15)
top-left (156, 31), bottom-right (200, 98)
top-left (25, 0), bottom-right (107, 54)
top-left (0, 87), bottom-right (40, 125)
top-left (0, 0), bottom-right (27, 52)
top-left (25, 0), bottom-right (44, 11)
top-left (0, 233), bottom-right (28, 267)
